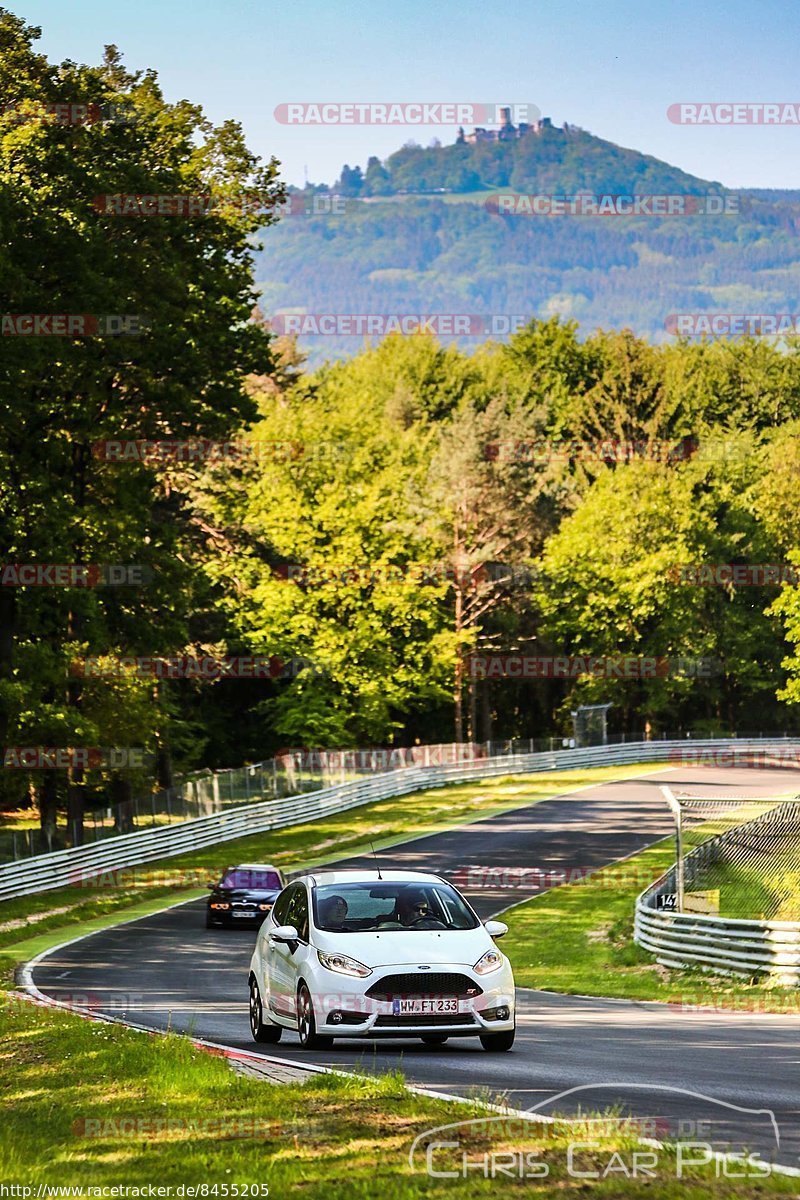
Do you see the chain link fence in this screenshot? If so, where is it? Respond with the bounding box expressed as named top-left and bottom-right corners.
top-left (4, 728), bottom-right (799, 863)
top-left (645, 789), bottom-right (800, 920)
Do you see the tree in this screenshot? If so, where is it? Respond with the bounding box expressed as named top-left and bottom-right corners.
top-left (337, 164), bottom-right (363, 196)
top-left (532, 445), bottom-right (787, 732)
top-left (0, 11), bottom-right (285, 836)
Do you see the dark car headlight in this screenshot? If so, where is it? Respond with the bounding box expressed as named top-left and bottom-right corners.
top-left (210, 902), bottom-right (230, 910)
top-left (258, 903), bottom-right (272, 912)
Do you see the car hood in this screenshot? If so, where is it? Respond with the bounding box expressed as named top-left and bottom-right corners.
top-left (313, 928), bottom-right (495, 968)
top-left (215, 888), bottom-right (279, 901)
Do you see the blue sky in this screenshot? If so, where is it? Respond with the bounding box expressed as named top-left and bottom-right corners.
top-left (15, 0), bottom-right (799, 189)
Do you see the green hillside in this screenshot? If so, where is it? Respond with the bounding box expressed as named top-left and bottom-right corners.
top-left (254, 124), bottom-right (800, 363)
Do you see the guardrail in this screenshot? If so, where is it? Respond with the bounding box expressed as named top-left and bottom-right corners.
top-left (634, 788), bottom-right (800, 984)
top-left (2, 735), bottom-right (798, 904)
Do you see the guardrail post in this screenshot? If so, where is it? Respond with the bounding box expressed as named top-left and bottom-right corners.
top-left (660, 784), bottom-right (684, 912)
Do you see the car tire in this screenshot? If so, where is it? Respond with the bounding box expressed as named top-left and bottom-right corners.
top-left (420, 1034), bottom-right (448, 1046)
top-left (296, 982), bottom-right (334, 1050)
top-left (479, 1028), bottom-right (515, 1051)
top-left (249, 977), bottom-right (282, 1044)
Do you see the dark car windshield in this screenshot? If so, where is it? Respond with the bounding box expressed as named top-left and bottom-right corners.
top-left (312, 882), bottom-right (479, 933)
top-left (220, 869), bottom-right (281, 890)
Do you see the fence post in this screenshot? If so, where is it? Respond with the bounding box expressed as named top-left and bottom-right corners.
top-left (660, 784), bottom-right (684, 913)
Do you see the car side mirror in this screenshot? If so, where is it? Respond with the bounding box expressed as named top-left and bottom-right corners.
top-left (270, 924), bottom-right (299, 944)
top-left (484, 920), bottom-right (508, 940)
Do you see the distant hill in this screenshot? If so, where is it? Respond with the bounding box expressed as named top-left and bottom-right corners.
top-left (334, 120), bottom-right (724, 197)
top-left (254, 123), bottom-right (800, 363)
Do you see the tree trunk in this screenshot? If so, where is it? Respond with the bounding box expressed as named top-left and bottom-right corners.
top-left (67, 777), bottom-right (85, 846)
top-left (39, 772), bottom-right (59, 852)
top-left (155, 741), bottom-right (174, 790)
top-left (111, 775), bottom-right (135, 834)
top-left (0, 588), bottom-right (16, 806)
top-left (453, 577), bottom-right (464, 743)
top-left (468, 672), bottom-right (477, 743)
top-left (480, 679), bottom-right (492, 744)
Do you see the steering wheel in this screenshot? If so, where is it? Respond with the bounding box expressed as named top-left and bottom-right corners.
top-left (409, 915), bottom-right (446, 928)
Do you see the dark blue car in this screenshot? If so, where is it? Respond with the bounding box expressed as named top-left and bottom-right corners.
top-left (206, 862), bottom-right (286, 929)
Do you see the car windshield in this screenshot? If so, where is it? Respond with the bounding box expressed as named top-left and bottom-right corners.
top-left (221, 869), bottom-right (281, 890)
top-left (312, 881), bottom-right (479, 933)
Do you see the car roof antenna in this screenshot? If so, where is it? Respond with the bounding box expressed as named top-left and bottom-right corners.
top-left (369, 841), bottom-right (383, 880)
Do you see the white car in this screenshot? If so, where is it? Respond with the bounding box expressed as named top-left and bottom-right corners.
top-left (248, 869), bottom-right (516, 1051)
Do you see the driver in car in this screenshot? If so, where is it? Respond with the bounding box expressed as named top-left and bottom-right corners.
top-left (396, 888), bottom-right (440, 927)
top-left (320, 894), bottom-right (349, 929)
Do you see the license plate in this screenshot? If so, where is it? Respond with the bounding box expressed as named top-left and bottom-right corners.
top-left (392, 998), bottom-right (459, 1015)
top-left (232, 911), bottom-right (256, 919)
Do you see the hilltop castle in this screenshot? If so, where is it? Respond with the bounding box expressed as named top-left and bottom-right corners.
top-left (459, 109), bottom-right (553, 145)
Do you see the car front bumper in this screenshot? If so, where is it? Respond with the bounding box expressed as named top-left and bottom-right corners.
top-left (208, 908), bottom-right (271, 927)
top-left (309, 959), bottom-right (516, 1038)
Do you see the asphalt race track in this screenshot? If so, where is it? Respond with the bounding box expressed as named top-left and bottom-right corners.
top-left (30, 765), bottom-right (800, 1170)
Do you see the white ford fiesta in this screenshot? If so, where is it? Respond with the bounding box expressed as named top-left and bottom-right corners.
top-left (248, 869), bottom-right (516, 1051)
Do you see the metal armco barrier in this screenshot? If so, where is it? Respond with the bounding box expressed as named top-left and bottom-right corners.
top-left (635, 783), bottom-right (800, 983)
top-left (2, 736), bottom-right (798, 904)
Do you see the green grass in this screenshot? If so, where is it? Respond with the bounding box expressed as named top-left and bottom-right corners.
top-left (3, 761), bottom-right (799, 1190)
top-left (0, 763), bottom-right (661, 968)
top-left (502, 838), bottom-right (800, 1011)
top-left (1, 992), bottom-right (795, 1195)
top-left (701, 858), bottom-right (800, 921)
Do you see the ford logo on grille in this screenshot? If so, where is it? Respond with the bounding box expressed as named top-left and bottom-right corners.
top-left (418, 965), bottom-right (431, 970)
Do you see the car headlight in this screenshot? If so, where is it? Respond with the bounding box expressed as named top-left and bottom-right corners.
top-left (210, 902), bottom-right (230, 910)
top-left (258, 904), bottom-right (272, 912)
top-left (474, 949), bottom-right (504, 975)
top-left (317, 950), bottom-right (372, 978)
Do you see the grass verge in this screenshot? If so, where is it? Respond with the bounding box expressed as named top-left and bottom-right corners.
top-left (502, 837), bottom-right (800, 1011)
top-left (0, 762), bottom-right (661, 969)
top-left (1, 992), bottom-right (795, 1195)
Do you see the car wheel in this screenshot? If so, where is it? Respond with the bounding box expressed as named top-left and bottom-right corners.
top-left (205, 912), bottom-right (216, 929)
top-left (249, 977), bottom-right (282, 1044)
top-left (480, 1028), bottom-right (515, 1051)
top-left (420, 1034), bottom-right (448, 1046)
top-left (296, 982), bottom-right (334, 1050)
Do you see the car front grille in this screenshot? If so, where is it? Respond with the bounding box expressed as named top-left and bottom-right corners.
top-left (366, 973), bottom-right (482, 1000)
top-left (373, 1013), bottom-right (477, 1028)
